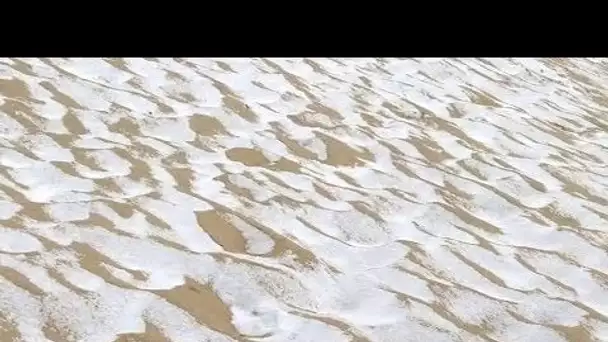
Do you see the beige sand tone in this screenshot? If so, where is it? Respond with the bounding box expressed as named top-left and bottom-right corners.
top-left (0, 58), bottom-right (606, 342)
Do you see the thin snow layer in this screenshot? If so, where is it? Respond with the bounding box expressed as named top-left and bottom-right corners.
top-left (0, 58), bottom-right (606, 341)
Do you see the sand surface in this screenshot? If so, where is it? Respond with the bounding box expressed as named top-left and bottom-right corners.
top-left (0, 58), bottom-right (607, 341)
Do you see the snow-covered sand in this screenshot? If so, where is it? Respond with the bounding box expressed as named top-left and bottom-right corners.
top-left (0, 58), bottom-right (607, 341)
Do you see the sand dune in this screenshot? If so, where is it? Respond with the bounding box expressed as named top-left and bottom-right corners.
top-left (0, 58), bottom-right (607, 341)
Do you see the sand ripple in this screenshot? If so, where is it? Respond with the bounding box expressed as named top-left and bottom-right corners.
top-left (0, 58), bottom-right (607, 341)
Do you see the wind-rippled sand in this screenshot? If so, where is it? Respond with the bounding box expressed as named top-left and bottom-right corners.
top-left (0, 58), bottom-right (607, 342)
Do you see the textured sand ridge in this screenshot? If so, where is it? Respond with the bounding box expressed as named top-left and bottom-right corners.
top-left (0, 58), bottom-right (607, 341)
